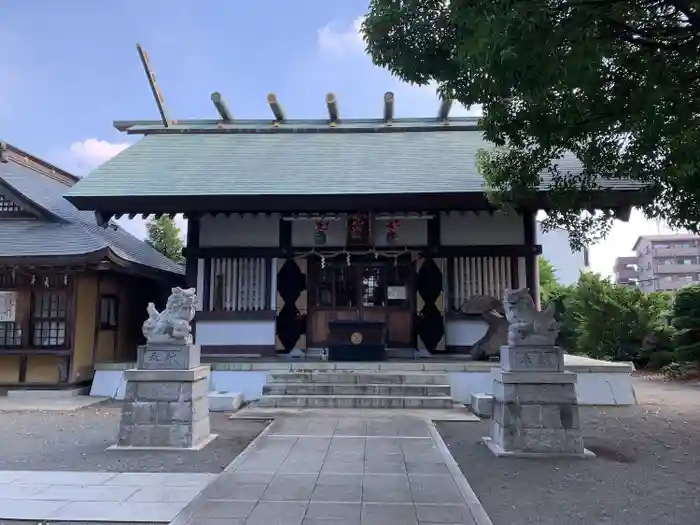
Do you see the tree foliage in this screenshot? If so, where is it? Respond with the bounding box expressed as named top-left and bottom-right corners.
top-left (543, 272), bottom-right (672, 365)
top-left (146, 216), bottom-right (184, 263)
top-left (538, 256), bottom-right (559, 305)
top-left (672, 283), bottom-right (700, 364)
top-left (362, 0), bottom-right (700, 249)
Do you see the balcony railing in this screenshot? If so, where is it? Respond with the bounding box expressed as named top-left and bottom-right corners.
top-left (653, 247), bottom-right (700, 258)
top-left (654, 263), bottom-right (700, 274)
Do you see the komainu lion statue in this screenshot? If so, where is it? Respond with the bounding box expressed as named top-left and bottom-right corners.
top-left (142, 287), bottom-right (197, 345)
top-left (503, 287), bottom-right (558, 346)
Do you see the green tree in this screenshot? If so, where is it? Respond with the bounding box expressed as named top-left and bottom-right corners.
top-left (362, 1), bottom-right (700, 249)
top-left (672, 284), bottom-right (700, 364)
top-left (146, 216), bottom-right (184, 263)
top-left (538, 257), bottom-right (559, 305)
top-left (567, 273), bottom-right (671, 364)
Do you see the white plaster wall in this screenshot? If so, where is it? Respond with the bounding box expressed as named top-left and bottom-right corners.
top-left (196, 321), bottom-right (276, 346)
top-left (448, 371), bottom-right (636, 406)
top-left (91, 368), bottom-right (636, 405)
top-left (373, 219), bottom-right (427, 246)
top-left (440, 212), bottom-right (524, 245)
top-left (200, 214), bottom-right (280, 247)
top-left (538, 224), bottom-right (588, 285)
top-left (574, 373), bottom-right (637, 405)
top-left (292, 218), bottom-right (346, 246)
top-left (445, 319), bottom-right (489, 347)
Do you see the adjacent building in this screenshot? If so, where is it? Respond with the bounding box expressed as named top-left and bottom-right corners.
top-left (539, 225), bottom-right (589, 285)
top-left (0, 142), bottom-right (183, 389)
top-left (633, 234), bottom-right (700, 292)
top-left (614, 256), bottom-right (638, 286)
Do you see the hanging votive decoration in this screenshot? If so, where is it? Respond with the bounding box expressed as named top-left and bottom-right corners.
top-left (44, 277), bottom-right (50, 288)
top-left (346, 252), bottom-right (351, 266)
top-left (386, 219), bottom-right (401, 244)
top-left (30, 275), bottom-right (36, 286)
top-left (321, 255), bottom-right (327, 270)
top-left (314, 219), bottom-right (329, 245)
top-left (349, 215), bottom-right (366, 243)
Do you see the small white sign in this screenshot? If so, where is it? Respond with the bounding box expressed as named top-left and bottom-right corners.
top-left (0, 291), bottom-right (17, 322)
top-left (387, 286), bottom-right (407, 300)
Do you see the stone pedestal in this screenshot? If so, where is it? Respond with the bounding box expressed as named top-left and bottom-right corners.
top-left (112, 343), bottom-right (216, 450)
top-left (482, 345), bottom-right (594, 458)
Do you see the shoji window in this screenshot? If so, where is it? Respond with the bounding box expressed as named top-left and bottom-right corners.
top-left (448, 256), bottom-right (514, 310)
top-left (208, 258), bottom-right (271, 311)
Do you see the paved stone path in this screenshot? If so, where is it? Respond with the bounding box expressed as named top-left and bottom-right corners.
top-left (0, 471), bottom-right (216, 522)
top-left (171, 417), bottom-right (491, 525)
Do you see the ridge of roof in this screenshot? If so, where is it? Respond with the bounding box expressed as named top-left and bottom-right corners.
top-left (0, 141), bottom-right (80, 186)
top-left (115, 116), bottom-right (482, 135)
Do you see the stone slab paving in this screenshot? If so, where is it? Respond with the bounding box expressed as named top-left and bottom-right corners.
top-left (0, 471), bottom-right (217, 522)
top-left (170, 417), bottom-right (492, 525)
top-left (230, 406), bottom-right (480, 422)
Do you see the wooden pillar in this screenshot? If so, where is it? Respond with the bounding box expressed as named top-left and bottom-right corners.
top-left (522, 210), bottom-right (540, 309)
top-left (185, 214), bottom-right (201, 290)
top-left (279, 217), bottom-right (292, 254)
top-left (185, 214), bottom-right (201, 339)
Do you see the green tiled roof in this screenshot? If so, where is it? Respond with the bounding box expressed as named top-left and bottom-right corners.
top-left (66, 126), bottom-right (643, 199)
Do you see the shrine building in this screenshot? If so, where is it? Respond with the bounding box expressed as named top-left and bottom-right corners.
top-left (64, 85), bottom-right (644, 363)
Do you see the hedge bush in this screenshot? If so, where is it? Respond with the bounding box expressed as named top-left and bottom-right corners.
top-left (544, 272), bottom-right (673, 367)
top-left (671, 284), bottom-right (700, 365)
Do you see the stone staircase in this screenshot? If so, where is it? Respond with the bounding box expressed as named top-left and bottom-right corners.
top-left (257, 370), bottom-right (453, 409)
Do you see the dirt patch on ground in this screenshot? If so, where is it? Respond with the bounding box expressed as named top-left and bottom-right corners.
top-left (437, 377), bottom-right (700, 525)
top-left (0, 401), bottom-right (269, 473)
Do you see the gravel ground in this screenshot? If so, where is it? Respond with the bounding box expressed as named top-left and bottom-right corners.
top-left (0, 401), bottom-right (269, 473)
top-left (438, 376), bottom-right (700, 525)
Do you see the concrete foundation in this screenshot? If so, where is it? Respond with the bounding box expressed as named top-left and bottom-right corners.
top-left (483, 346), bottom-right (593, 458)
top-left (113, 343), bottom-right (216, 450)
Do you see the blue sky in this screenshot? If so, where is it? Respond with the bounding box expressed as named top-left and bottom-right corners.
top-left (0, 0), bottom-right (675, 275)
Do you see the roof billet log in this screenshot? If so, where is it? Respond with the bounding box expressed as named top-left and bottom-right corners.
top-left (267, 93), bottom-right (285, 123)
top-left (211, 92), bottom-right (234, 122)
top-left (326, 92), bottom-right (339, 125)
top-left (383, 92), bottom-right (394, 123)
top-left (437, 98), bottom-right (453, 122)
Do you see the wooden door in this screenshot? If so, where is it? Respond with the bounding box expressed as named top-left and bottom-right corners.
top-left (307, 259), bottom-right (414, 348)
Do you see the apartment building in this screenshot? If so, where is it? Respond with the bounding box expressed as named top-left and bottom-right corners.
top-left (614, 256), bottom-right (638, 286)
top-left (632, 234), bottom-right (700, 292)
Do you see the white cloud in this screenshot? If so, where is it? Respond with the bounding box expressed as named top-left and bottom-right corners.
top-left (317, 16), bottom-right (365, 57)
top-left (65, 139), bottom-right (130, 175)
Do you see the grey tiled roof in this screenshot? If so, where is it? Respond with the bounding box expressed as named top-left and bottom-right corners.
top-left (0, 158), bottom-right (184, 275)
top-left (66, 128), bottom-right (645, 199)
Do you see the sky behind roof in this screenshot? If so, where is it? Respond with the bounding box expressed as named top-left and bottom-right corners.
top-left (0, 0), bottom-right (678, 277)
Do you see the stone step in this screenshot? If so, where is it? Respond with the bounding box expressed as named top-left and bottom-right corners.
top-left (255, 395), bottom-right (454, 409)
top-left (262, 383), bottom-right (451, 397)
top-left (267, 372), bottom-right (448, 385)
